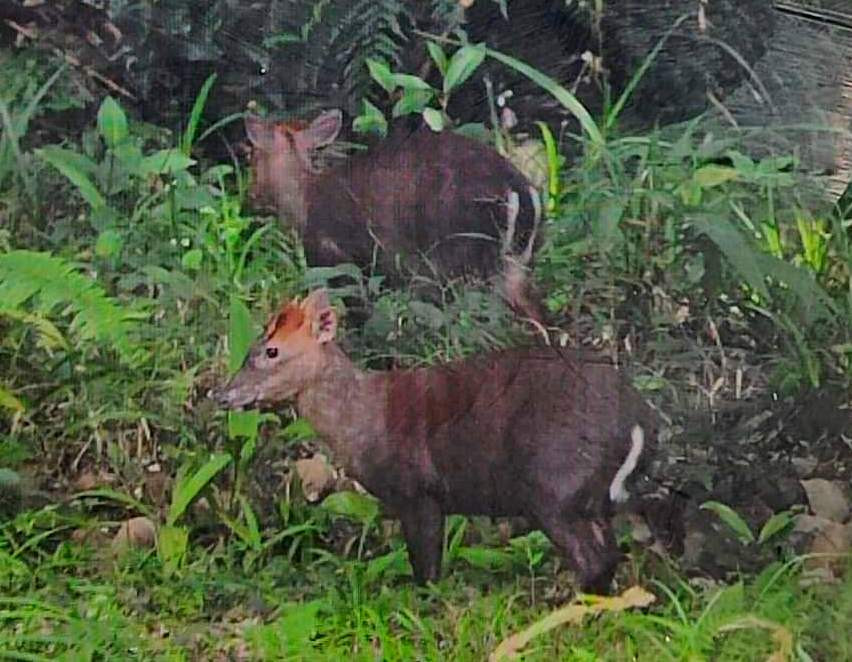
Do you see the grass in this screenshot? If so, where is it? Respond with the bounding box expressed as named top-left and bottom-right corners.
top-left (1, 516), bottom-right (850, 660)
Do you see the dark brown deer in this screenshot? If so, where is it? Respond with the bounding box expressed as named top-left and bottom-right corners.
top-left (244, 111), bottom-right (543, 320)
top-left (213, 290), bottom-right (658, 592)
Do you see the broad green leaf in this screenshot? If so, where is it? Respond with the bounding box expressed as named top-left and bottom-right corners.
top-left (352, 98), bottom-right (388, 137)
top-left (700, 500), bottom-right (755, 544)
top-left (392, 89), bottom-right (434, 117)
top-left (694, 165), bottom-right (738, 188)
top-left (456, 546), bottom-right (514, 571)
top-left (422, 108), bottom-right (445, 132)
top-left (72, 488), bottom-right (154, 518)
top-left (321, 490), bottom-right (380, 525)
top-left (444, 43), bottom-right (486, 95)
top-left (36, 146), bottom-right (105, 209)
top-left (757, 511), bottom-right (794, 545)
top-left (228, 295), bottom-right (255, 374)
top-left (364, 548), bottom-right (409, 583)
top-left (97, 96), bottom-right (128, 148)
top-left (181, 248), bottom-right (203, 271)
top-left (408, 300), bottom-right (446, 329)
top-left (282, 417), bottom-right (316, 442)
top-left (138, 149), bottom-right (195, 176)
top-left (689, 213), bottom-right (770, 301)
top-left (426, 41), bottom-right (447, 77)
top-left (228, 409), bottom-right (261, 440)
top-left (756, 253), bottom-right (836, 323)
top-left (366, 58), bottom-right (396, 94)
top-left (167, 453), bottom-right (233, 526)
top-left (158, 524), bottom-right (188, 576)
top-left (391, 73), bottom-right (433, 92)
top-left (0, 386), bottom-right (24, 412)
top-left (95, 229), bottom-right (123, 259)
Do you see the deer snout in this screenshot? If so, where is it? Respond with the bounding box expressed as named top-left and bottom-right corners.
top-left (208, 379), bottom-right (258, 410)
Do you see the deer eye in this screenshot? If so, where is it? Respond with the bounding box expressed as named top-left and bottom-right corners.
top-left (265, 346), bottom-right (279, 359)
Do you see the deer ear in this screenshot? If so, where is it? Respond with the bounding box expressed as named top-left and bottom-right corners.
top-left (244, 115), bottom-right (277, 148)
top-left (303, 290), bottom-right (337, 343)
top-left (303, 109), bottom-right (342, 149)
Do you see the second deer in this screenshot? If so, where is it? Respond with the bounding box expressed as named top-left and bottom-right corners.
top-left (245, 111), bottom-right (543, 320)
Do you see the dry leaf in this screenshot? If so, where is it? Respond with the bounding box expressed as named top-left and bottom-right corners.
top-left (490, 586), bottom-right (655, 661)
top-left (295, 454), bottom-right (335, 502)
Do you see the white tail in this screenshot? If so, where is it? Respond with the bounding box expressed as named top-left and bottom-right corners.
top-left (609, 424), bottom-right (645, 503)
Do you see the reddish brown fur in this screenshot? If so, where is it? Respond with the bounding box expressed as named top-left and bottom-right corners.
top-left (245, 111), bottom-right (543, 319)
top-left (215, 291), bottom-right (656, 592)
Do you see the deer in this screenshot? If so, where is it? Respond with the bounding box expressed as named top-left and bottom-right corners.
top-left (244, 111), bottom-right (543, 321)
top-left (212, 290), bottom-right (659, 593)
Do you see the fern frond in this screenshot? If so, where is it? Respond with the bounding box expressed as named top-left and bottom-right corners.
top-left (0, 250), bottom-right (148, 365)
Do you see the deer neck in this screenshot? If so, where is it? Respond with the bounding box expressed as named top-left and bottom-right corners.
top-left (294, 344), bottom-right (383, 469)
top-left (274, 168), bottom-right (311, 232)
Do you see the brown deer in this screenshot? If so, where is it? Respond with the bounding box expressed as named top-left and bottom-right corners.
top-left (213, 290), bottom-right (658, 592)
top-left (244, 111), bottom-right (543, 320)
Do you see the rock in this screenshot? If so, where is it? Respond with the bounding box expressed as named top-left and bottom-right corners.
top-left (112, 516), bottom-right (157, 552)
top-left (801, 478), bottom-right (850, 522)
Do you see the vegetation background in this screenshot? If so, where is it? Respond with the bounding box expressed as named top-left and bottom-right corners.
top-left (0, 0), bottom-right (850, 659)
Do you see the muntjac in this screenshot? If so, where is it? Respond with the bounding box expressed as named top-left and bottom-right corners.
top-left (213, 290), bottom-right (657, 592)
top-left (245, 111), bottom-right (543, 320)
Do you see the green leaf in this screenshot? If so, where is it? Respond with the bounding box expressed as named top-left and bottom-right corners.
top-left (282, 417), bottom-right (316, 442)
top-left (97, 96), bottom-right (128, 148)
top-left (364, 548), bottom-right (409, 583)
top-left (391, 73), bottom-right (433, 92)
top-left (228, 295), bottom-right (255, 375)
top-left (321, 491), bottom-right (380, 525)
top-left (181, 248), bottom-right (203, 271)
top-left (228, 409), bottom-right (261, 440)
top-left (757, 511), bottom-right (794, 545)
top-left (182, 73), bottom-right (217, 156)
top-left (95, 229), bottom-right (123, 259)
top-left (456, 546), bottom-right (514, 571)
top-left (366, 58), bottom-right (396, 94)
top-left (392, 89), bottom-right (434, 117)
top-left (422, 108), bottom-right (445, 132)
top-left (352, 98), bottom-right (388, 137)
top-left (0, 386), bottom-right (24, 412)
top-left (444, 43), bottom-right (486, 95)
top-left (36, 146), bottom-right (105, 209)
top-left (700, 500), bottom-right (755, 544)
top-left (239, 495), bottom-right (262, 551)
top-left (595, 196), bottom-right (627, 248)
top-left (689, 213), bottom-right (770, 301)
top-left (693, 165), bottom-right (738, 188)
top-left (138, 149), bottom-right (195, 176)
top-left (157, 524), bottom-right (188, 577)
top-left (167, 453), bottom-right (233, 526)
top-left (408, 300), bottom-right (446, 329)
top-left (426, 41), bottom-right (447, 77)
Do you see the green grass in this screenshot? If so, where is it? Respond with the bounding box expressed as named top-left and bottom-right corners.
top-left (1, 523), bottom-right (850, 660)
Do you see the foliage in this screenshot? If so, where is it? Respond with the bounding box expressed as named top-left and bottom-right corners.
top-left (0, 249), bottom-right (148, 367)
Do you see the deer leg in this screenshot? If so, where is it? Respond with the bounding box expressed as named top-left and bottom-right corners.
top-left (398, 498), bottom-right (444, 585)
top-left (539, 515), bottom-right (622, 594)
